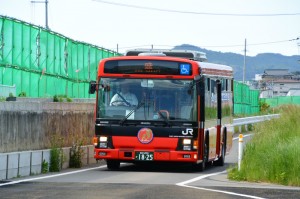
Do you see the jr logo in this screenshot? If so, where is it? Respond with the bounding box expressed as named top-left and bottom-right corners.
top-left (182, 128), bottom-right (193, 135)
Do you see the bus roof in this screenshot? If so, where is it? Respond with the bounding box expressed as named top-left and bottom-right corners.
top-left (198, 62), bottom-right (233, 78)
top-left (99, 52), bottom-right (233, 78)
top-left (125, 49), bottom-right (207, 62)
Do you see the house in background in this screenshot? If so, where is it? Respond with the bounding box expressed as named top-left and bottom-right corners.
top-left (254, 69), bottom-right (300, 98)
top-left (287, 88), bottom-right (300, 96)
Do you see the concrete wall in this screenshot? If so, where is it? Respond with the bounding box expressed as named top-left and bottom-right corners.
top-left (0, 145), bottom-right (97, 180)
top-left (0, 101), bottom-right (95, 153)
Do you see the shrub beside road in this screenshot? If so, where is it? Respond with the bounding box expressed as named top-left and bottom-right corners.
top-left (228, 105), bottom-right (300, 186)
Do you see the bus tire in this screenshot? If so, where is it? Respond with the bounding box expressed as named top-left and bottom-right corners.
top-left (199, 143), bottom-right (207, 171)
top-left (197, 135), bottom-right (208, 171)
top-left (106, 160), bottom-right (120, 170)
top-left (215, 131), bottom-right (226, 166)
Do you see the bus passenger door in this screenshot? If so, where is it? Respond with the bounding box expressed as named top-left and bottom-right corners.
top-left (216, 80), bottom-right (222, 156)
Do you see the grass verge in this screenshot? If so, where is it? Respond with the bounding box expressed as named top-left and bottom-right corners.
top-left (228, 105), bottom-right (300, 186)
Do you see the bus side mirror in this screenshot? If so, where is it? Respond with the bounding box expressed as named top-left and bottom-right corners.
top-left (196, 76), bottom-right (205, 96)
top-left (89, 81), bottom-right (97, 94)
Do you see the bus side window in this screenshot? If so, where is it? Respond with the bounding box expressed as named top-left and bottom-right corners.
top-left (222, 79), bottom-right (227, 91)
top-left (207, 78), bottom-right (210, 91)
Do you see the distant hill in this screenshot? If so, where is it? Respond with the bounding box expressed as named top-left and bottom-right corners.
top-left (173, 44), bottom-right (300, 81)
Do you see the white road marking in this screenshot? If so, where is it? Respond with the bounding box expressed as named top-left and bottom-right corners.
top-left (176, 170), bottom-right (227, 186)
top-left (179, 184), bottom-right (266, 199)
top-left (0, 165), bottom-right (107, 187)
top-left (176, 170), bottom-right (266, 199)
top-left (177, 134), bottom-right (266, 199)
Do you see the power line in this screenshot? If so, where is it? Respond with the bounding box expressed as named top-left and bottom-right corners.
top-left (202, 38), bottom-right (300, 48)
top-left (112, 38), bottom-right (300, 50)
top-left (92, 0), bottom-right (300, 17)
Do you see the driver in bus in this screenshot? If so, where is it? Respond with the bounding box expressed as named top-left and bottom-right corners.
top-left (110, 84), bottom-right (138, 106)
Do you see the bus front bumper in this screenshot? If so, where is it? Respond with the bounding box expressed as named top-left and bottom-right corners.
top-left (94, 148), bottom-right (199, 163)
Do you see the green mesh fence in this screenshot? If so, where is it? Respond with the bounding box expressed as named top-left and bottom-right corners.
top-left (0, 16), bottom-right (121, 98)
top-left (261, 96), bottom-right (300, 107)
top-left (233, 81), bottom-right (260, 115)
top-left (1, 16), bottom-right (278, 114)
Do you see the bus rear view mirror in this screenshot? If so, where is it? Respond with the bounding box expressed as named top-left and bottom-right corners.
top-left (141, 80), bottom-right (154, 88)
top-left (89, 81), bottom-right (97, 94)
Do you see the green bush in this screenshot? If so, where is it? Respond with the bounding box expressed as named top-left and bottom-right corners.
top-left (69, 141), bottom-right (84, 168)
top-left (53, 95), bottom-right (72, 102)
top-left (228, 105), bottom-right (300, 186)
top-left (53, 95), bottom-right (59, 102)
top-left (66, 97), bottom-right (72, 102)
top-left (69, 133), bottom-right (87, 168)
top-left (49, 135), bottom-right (64, 172)
top-left (18, 92), bottom-right (26, 97)
top-left (42, 159), bottom-right (49, 173)
top-left (49, 148), bottom-right (62, 172)
top-left (259, 100), bottom-right (270, 113)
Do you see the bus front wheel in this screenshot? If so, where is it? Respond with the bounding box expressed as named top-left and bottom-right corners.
top-left (196, 142), bottom-right (208, 172)
top-left (215, 131), bottom-right (227, 166)
top-left (106, 160), bottom-right (120, 170)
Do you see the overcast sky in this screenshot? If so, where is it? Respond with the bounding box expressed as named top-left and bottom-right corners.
top-left (1, 0), bottom-right (300, 56)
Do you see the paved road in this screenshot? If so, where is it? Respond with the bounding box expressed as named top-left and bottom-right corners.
top-left (1, 134), bottom-right (299, 199)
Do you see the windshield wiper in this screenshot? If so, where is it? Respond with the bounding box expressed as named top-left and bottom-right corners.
top-left (119, 101), bottom-right (145, 125)
top-left (116, 92), bottom-right (131, 106)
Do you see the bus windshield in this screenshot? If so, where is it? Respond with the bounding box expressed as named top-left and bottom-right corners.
top-left (96, 78), bottom-right (197, 122)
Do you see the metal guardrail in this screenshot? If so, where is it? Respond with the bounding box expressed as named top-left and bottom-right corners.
top-left (233, 114), bottom-right (280, 126)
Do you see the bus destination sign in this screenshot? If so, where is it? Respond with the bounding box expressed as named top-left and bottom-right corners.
top-left (104, 60), bottom-right (192, 75)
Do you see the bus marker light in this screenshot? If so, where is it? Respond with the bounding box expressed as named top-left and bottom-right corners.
top-left (93, 137), bottom-right (98, 146)
top-left (193, 140), bottom-right (198, 149)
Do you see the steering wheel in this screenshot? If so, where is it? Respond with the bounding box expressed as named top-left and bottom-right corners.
top-left (111, 100), bottom-right (131, 106)
top-left (158, 110), bottom-right (170, 119)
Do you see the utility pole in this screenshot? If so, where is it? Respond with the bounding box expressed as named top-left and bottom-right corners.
top-left (31, 0), bottom-right (49, 29)
top-left (243, 39), bottom-right (247, 83)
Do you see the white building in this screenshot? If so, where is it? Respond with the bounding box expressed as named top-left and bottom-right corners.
top-left (255, 69), bottom-right (300, 97)
top-left (287, 88), bottom-right (300, 96)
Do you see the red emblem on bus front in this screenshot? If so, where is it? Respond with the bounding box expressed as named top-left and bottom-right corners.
top-left (137, 128), bottom-right (154, 144)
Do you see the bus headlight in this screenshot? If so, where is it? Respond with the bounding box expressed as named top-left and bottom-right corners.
top-left (100, 136), bottom-right (108, 142)
top-left (183, 139), bottom-right (191, 145)
top-left (99, 136), bottom-right (108, 148)
top-left (183, 139), bottom-right (192, 150)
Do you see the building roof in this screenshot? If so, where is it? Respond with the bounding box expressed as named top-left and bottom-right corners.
top-left (263, 69), bottom-right (292, 76)
top-left (287, 88), bottom-right (300, 96)
top-left (270, 79), bottom-right (300, 83)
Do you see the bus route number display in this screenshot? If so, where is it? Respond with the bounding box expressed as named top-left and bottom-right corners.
top-left (104, 60), bottom-right (192, 75)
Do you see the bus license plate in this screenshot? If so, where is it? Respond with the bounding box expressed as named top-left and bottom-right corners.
top-left (135, 152), bottom-right (154, 161)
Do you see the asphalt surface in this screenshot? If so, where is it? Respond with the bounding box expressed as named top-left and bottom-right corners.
top-left (0, 133), bottom-right (299, 199)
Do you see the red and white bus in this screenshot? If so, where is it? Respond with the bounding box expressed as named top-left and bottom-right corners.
top-left (89, 49), bottom-right (233, 171)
